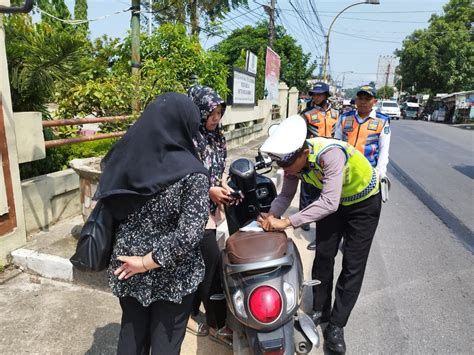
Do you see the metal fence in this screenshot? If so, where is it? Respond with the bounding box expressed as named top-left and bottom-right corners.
top-left (42, 116), bottom-right (130, 148)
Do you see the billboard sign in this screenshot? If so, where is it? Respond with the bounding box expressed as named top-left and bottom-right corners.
top-left (228, 68), bottom-right (256, 106)
top-left (264, 47), bottom-right (281, 105)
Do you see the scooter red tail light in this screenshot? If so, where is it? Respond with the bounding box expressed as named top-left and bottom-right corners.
top-left (249, 286), bottom-right (282, 323)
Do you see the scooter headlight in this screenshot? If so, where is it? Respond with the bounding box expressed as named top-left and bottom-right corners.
top-left (233, 289), bottom-right (248, 319)
top-left (283, 282), bottom-right (295, 312)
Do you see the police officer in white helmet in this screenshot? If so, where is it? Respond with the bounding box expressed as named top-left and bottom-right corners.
top-left (257, 115), bottom-right (382, 354)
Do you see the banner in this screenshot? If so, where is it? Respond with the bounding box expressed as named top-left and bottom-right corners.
top-left (264, 47), bottom-right (281, 105)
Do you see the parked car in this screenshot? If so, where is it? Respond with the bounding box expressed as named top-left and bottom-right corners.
top-left (401, 102), bottom-right (420, 119)
top-left (379, 100), bottom-right (401, 120)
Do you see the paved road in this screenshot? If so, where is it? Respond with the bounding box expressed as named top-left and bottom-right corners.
top-left (388, 120), bottom-right (474, 252)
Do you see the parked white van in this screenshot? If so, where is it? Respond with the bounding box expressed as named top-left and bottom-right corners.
top-left (379, 100), bottom-right (401, 120)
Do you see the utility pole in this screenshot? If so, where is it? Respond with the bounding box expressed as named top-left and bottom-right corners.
top-left (264, 0), bottom-right (276, 48)
top-left (385, 63), bottom-right (391, 87)
top-left (131, 0), bottom-right (141, 113)
top-left (384, 63), bottom-right (391, 98)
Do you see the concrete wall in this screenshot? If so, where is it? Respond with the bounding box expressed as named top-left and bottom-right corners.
top-left (13, 112), bottom-right (45, 164)
top-left (21, 170), bottom-right (80, 235)
top-left (0, 7), bottom-right (27, 264)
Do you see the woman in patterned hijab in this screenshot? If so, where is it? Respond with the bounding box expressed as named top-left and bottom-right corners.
top-left (187, 85), bottom-right (234, 348)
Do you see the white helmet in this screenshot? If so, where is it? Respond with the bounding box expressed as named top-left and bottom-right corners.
top-left (260, 115), bottom-right (307, 165)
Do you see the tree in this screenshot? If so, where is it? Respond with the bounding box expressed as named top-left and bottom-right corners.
top-left (395, 0), bottom-right (473, 95)
top-left (150, 0), bottom-right (248, 35)
top-left (377, 86), bottom-right (394, 99)
top-left (213, 22), bottom-right (316, 98)
top-left (5, 14), bottom-right (87, 113)
top-left (57, 23), bottom-right (229, 117)
top-left (74, 0), bottom-right (89, 35)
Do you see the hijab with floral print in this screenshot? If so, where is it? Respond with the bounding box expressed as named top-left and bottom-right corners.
top-left (188, 85), bottom-right (227, 214)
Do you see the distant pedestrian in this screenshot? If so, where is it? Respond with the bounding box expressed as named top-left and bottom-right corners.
top-left (95, 93), bottom-right (210, 355)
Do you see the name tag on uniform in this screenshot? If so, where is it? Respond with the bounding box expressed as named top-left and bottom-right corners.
top-left (368, 120), bottom-right (379, 131)
top-left (311, 114), bottom-right (320, 124)
top-left (344, 117), bottom-right (354, 132)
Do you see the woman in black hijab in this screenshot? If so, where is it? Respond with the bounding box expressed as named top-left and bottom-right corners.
top-left (95, 93), bottom-right (210, 355)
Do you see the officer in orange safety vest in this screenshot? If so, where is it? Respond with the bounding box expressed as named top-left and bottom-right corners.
top-left (299, 82), bottom-right (339, 249)
top-left (335, 85), bottom-right (391, 181)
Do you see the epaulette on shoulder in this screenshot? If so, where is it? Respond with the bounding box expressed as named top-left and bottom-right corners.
top-left (341, 110), bottom-right (356, 119)
top-left (376, 111), bottom-right (390, 121)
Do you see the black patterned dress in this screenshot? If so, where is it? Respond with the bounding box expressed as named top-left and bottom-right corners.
top-left (108, 173), bottom-right (209, 306)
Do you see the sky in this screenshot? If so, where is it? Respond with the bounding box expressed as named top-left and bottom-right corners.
top-left (57, 0), bottom-right (448, 88)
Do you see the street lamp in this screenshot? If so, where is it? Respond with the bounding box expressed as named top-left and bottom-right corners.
top-left (323, 0), bottom-right (380, 82)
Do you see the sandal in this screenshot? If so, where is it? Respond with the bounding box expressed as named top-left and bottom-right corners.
top-left (186, 318), bottom-right (209, 337)
top-left (209, 326), bottom-right (233, 349)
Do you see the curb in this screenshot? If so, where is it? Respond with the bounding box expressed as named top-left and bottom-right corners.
top-left (11, 248), bottom-right (73, 282)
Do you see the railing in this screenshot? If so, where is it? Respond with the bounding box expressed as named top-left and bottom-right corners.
top-left (42, 116), bottom-right (130, 148)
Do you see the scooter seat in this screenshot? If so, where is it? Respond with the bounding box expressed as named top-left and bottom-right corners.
top-left (226, 231), bottom-right (288, 264)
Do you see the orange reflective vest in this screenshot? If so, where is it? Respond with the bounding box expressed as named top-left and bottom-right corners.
top-left (302, 106), bottom-right (339, 138)
top-left (339, 111), bottom-right (389, 167)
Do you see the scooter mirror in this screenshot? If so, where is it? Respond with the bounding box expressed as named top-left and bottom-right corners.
top-left (303, 279), bottom-right (321, 287)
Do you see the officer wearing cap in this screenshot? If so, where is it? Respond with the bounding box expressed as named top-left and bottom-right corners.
top-left (335, 85), bottom-right (391, 181)
top-left (299, 82), bottom-right (339, 243)
top-left (257, 115), bottom-right (382, 354)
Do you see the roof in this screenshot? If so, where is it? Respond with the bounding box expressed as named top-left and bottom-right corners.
top-left (436, 90), bottom-right (474, 100)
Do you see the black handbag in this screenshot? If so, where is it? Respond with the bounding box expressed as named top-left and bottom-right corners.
top-left (70, 200), bottom-right (116, 272)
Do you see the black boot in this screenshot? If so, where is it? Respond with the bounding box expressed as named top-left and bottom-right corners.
top-left (323, 323), bottom-right (346, 353)
top-left (306, 240), bottom-right (316, 251)
top-left (310, 310), bottom-right (328, 327)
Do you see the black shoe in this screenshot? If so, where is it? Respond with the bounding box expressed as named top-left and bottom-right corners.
top-left (310, 311), bottom-right (328, 327)
top-left (301, 223), bottom-right (310, 231)
top-left (306, 240), bottom-right (316, 250)
top-left (323, 323), bottom-right (346, 353)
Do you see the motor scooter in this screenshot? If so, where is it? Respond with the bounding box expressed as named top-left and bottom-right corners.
top-left (219, 153), bottom-right (320, 355)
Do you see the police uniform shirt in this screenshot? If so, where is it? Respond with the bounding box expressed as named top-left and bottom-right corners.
top-left (269, 148), bottom-right (346, 228)
top-left (334, 109), bottom-right (391, 178)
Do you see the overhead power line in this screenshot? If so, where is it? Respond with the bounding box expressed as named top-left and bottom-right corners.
top-left (278, 8), bottom-right (443, 14)
top-left (35, 5), bottom-right (131, 25)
